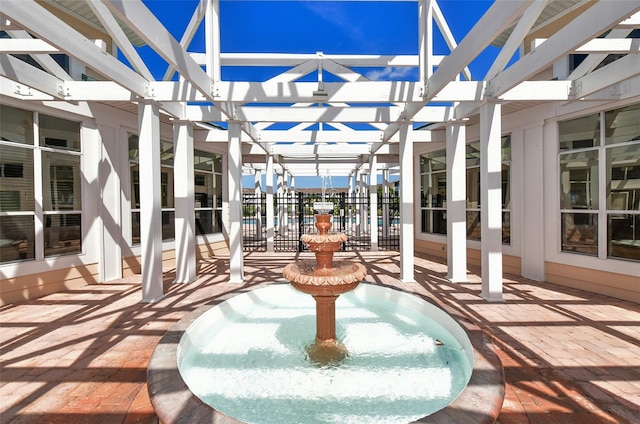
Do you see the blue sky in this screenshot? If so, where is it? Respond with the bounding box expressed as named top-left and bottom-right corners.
top-left (141, 0), bottom-right (496, 189)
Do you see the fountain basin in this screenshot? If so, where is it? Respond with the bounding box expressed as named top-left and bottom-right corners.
top-left (148, 283), bottom-right (505, 423)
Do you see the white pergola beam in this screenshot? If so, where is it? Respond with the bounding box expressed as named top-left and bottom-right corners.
top-left (575, 38), bottom-right (640, 54)
top-left (1, 1), bottom-right (148, 99)
top-left (189, 53), bottom-right (420, 67)
top-left (568, 29), bottom-right (633, 79)
top-left (86, 0), bottom-right (154, 81)
top-left (487, 1), bottom-right (640, 98)
top-left (0, 53), bottom-right (64, 99)
top-left (376, 0), bottom-right (530, 151)
top-left (485, 0), bottom-right (548, 80)
top-left (163, 0), bottom-right (207, 81)
top-left (0, 38), bottom-right (59, 53)
top-left (572, 53), bottom-right (640, 100)
top-left (431, 0), bottom-right (472, 82)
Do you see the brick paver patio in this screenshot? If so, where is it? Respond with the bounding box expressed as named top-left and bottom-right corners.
top-left (1, 252), bottom-right (639, 423)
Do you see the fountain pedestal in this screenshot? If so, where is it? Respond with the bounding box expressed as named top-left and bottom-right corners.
top-left (282, 213), bottom-right (366, 365)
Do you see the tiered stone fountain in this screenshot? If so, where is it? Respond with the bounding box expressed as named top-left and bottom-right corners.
top-left (282, 213), bottom-right (367, 364)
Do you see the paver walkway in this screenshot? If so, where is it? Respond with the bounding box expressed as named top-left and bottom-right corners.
top-left (1, 251), bottom-right (639, 424)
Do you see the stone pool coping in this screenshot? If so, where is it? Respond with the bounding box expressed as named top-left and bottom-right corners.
top-left (147, 283), bottom-right (504, 424)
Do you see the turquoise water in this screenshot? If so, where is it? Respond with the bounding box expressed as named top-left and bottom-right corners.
top-left (179, 284), bottom-right (472, 424)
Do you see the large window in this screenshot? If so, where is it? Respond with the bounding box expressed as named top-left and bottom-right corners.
top-left (420, 135), bottom-right (511, 244)
top-left (194, 149), bottom-right (223, 235)
top-left (0, 105), bottom-right (82, 263)
top-left (129, 135), bottom-right (223, 245)
top-left (559, 103), bottom-right (640, 261)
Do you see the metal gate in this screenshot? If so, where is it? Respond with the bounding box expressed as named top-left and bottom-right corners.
top-left (242, 192), bottom-right (266, 251)
top-left (242, 191), bottom-right (399, 252)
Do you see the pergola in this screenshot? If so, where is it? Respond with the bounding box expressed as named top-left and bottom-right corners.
top-left (1, 0), bottom-right (639, 302)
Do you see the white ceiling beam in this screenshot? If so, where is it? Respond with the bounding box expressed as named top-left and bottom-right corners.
top-left (231, 141), bottom-right (397, 156)
top-left (189, 53), bottom-right (419, 67)
top-left (52, 79), bottom-right (491, 103)
top-left (85, 0), bottom-right (154, 81)
top-left (0, 0), bottom-right (188, 116)
top-left (271, 144), bottom-right (371, 155)
top-left (259, 130), bottom-right (384, 143)
top-left (252, 60), bottom-right (319, 131)
top-left (568, 29), bottom-right (633, 79)
top-left (487, 1), bottom-right (640, 98)
top-left (485, 0), bottom-right (548, 80)
top-left (0, 38), bottom-right (58, 53)
top-left (617, 11), bottom-right (640, 28)
top-left (0, 75), bottom-right (54, 100)
top-left (189, 105), bottom-right (456, 124)
top-left (0, 53), bottom-right (65, 99)
top-left (104, 0), bottom-right (264, 144)
top-left (205, 0), bottom-right (221, 81)
top-left (575, 38), bottom-right (640, 54)
top-left (501, 81), bottom-right (573, 101)
top-left (5, 30), bottom-right (71, 80)
top-left (375, 0), bottom-right (530, 151)
top-left (103, 0), bottom-right (210, 99)
top-left (431, 0), bottom-right (472, 82)
top-left (200, 129), bottom-right (439, 143)
top-left (163, 0), bottom-right (207, 81)
top-left (572, 53), bottom-right (640, 100)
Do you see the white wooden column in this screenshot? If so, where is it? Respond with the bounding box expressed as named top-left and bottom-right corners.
top-left (419, 0), bottom-right (434, 85)
top-left (369, 155), bottom-right (379, 251)
top-left (290, 175), bottom-right (296, 233)
top-left (255, 169), bottom-right (262, 237)
top-left (228, 122), bottom-right (244, 283)
top-left (205, 0), bottom-right (221, 82)
top-left (174, 121), bottom-right (196, 284)
top-left (348, 173), bottom-right (355, 232)
top-left (480, 102), bottom-right (503, 301)
top-left (355, 171), bottom-right (362, 236)
top-left (85, 122), bottom-right (122, 283)
top-left (139, 102), bottom-right (164, 302)
top-left (446, 122), bottom-right (468, 282)
top-left (266, 155), bottom-right (275, 252)
top-left (360, 173), bottom-right (368, 235)
top-left (282, 170), bottom-right (289, 236)
top-left (522, 125), bottom-right (545, 280)
top-left (399, 123), bottom-right (415, 283)
top-left (276, 172), bottom-right (284, 235)
top-left (382, 168), bottom-right (390, 238)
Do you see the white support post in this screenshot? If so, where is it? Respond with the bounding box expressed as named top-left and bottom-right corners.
top-left (255, 169), bottom-right (262, 238)
top-left (92, 123), bottom-right (123, 282)
top-left (446, 122), bottom-right (468, 282)
top-left (480, 102), bottom-right (503, 301)
top-left (227, 122), bottom-right (244, 283)
top-left (355, 171), bottom-right (362, 236)
top-left (382, 168), bottom-right (390, 238)
top-left (361, 173), bottom-right (368, 235)
top-left (369, 156), bottom-right (379, 252)
top-left (290, 174), bottom-right (296, 233)
top-left (348, 173), bottom-right (355, 232)
top-left (266, 155), bottom-right (275, 252)
top-left (138, 102), bottom-right (164, 302)
top-left (174, 121), bottom-right (196, 284)
top-left (32, 113), bottom-right (44, 260)
top-left (399, 123), bottom-right (415, 283)
top-left (205, 0), bottom-right (221, 82)
top-left (283, 170), bottom-right (289, 236)
top-left (277, 172), bottom-right (284, 235)
top-left (419, 0), bottom-right (434, 85)
top-left (521, 125), bottom-right (545, 280)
